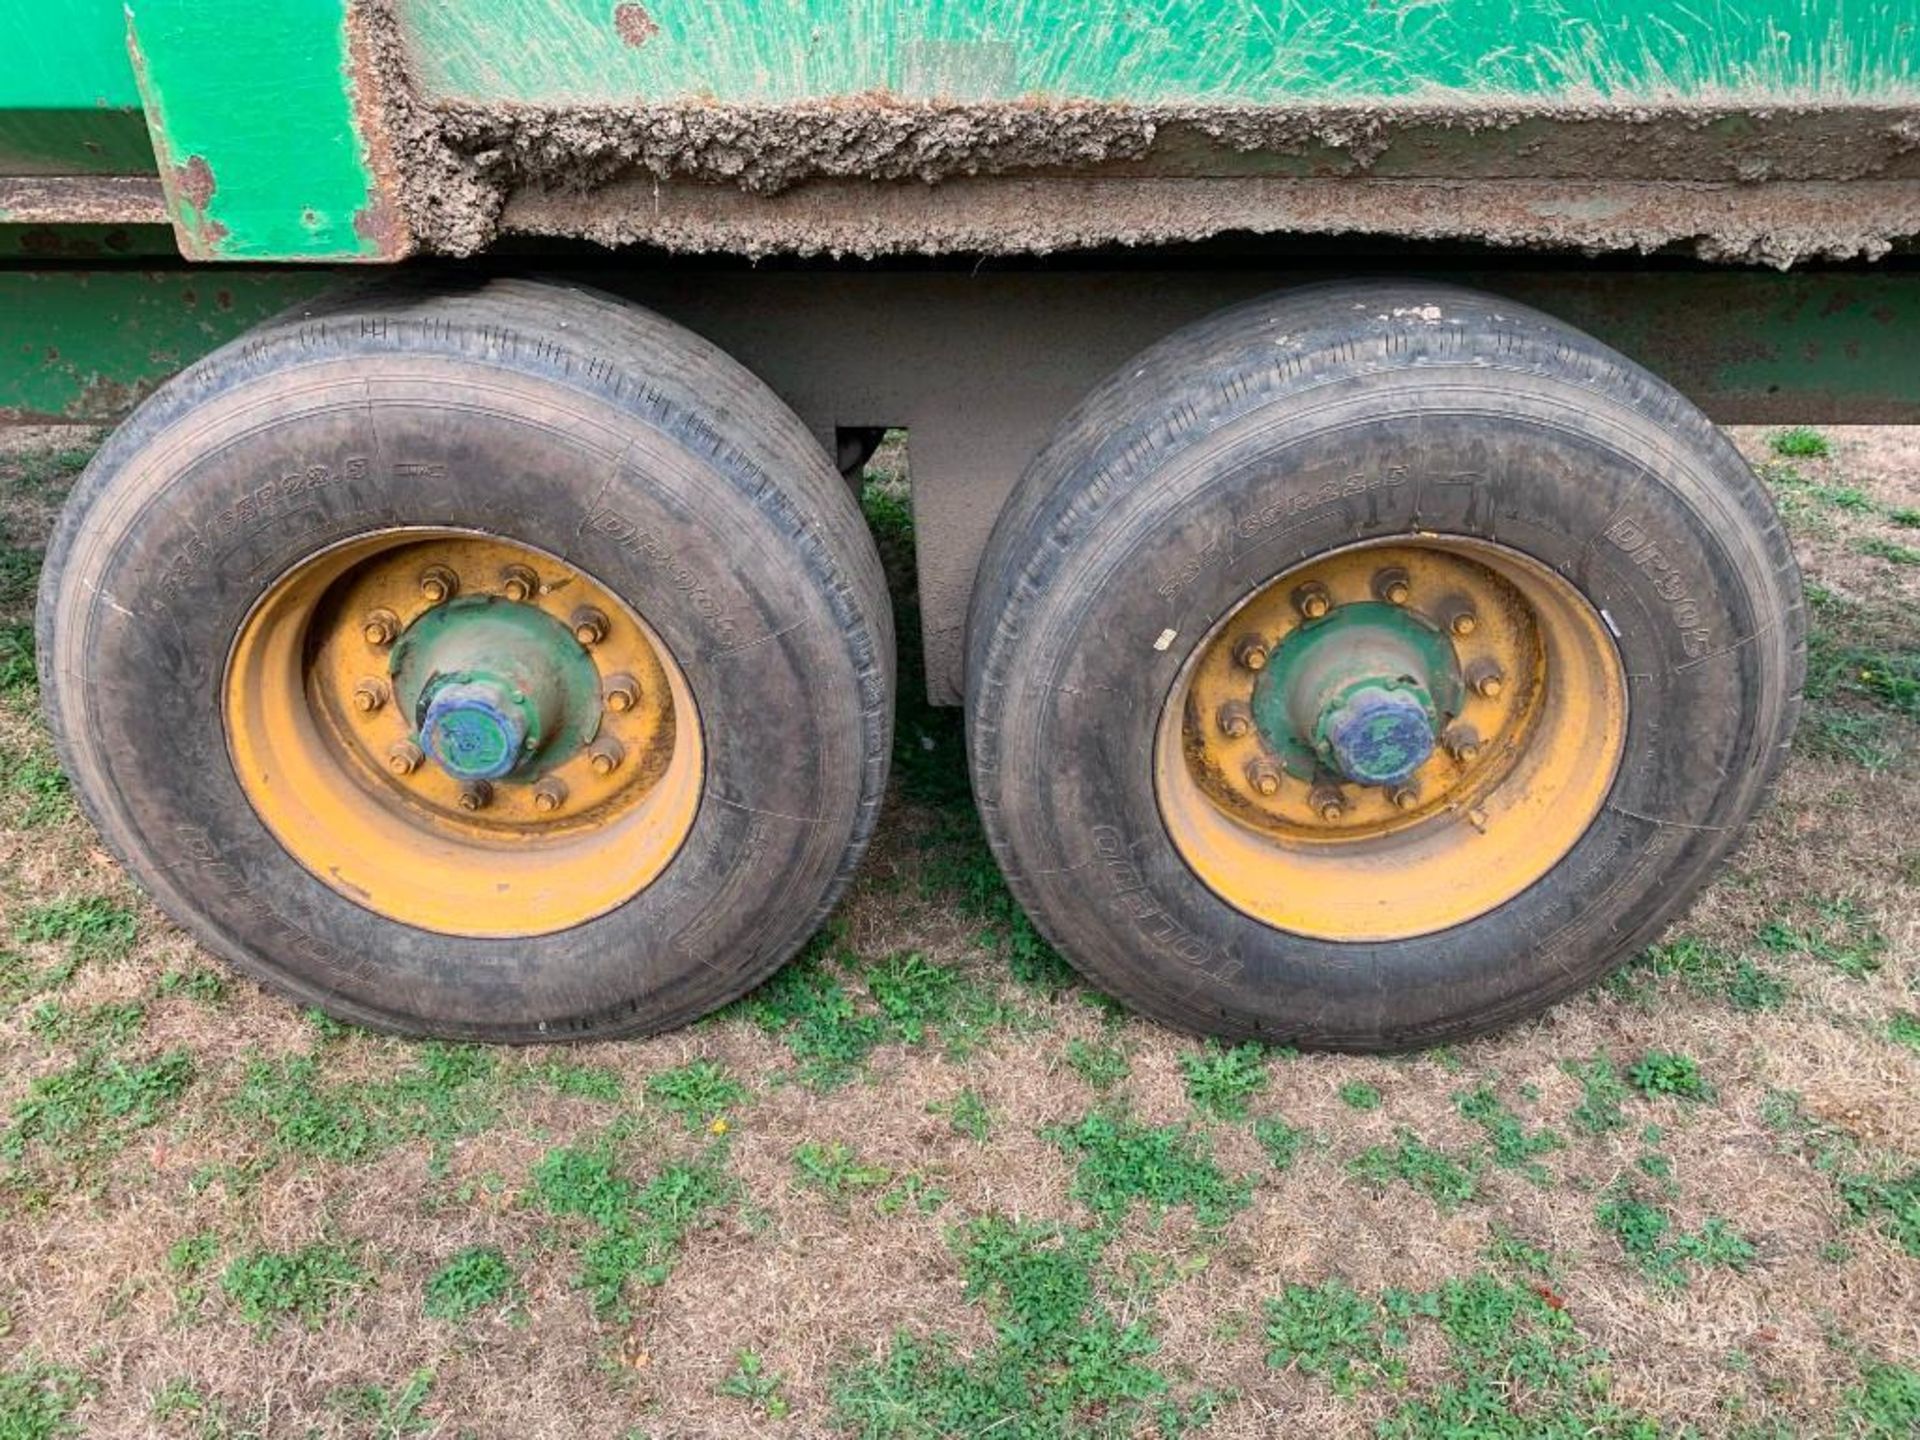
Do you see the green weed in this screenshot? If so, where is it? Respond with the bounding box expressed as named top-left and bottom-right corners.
top-left (1338, 1081), bottom-right (1382, 1111)
top-left (1759, 898), bottom-right (1888, 978)
top-left (719, 1352), bottom-right (790, 1418)
top-left (155, 966), bottom-right (228, 1006)
top-left (0, 545), bottom-right (39, 612)
top-left (726, 932), bottom-right (889, 1086)
top-left (832, 1216), bottom-right (1168, 1438)
top-left (1626, 1052), bottom-right (1714, 1102)
top-left (1595, 1184), bottom-right (1755, 1286)
top-left (1564, 1056), bottom-right (1632, 1134)
top-left (0, 1356), bottom-right (90, 1440)
top-left (230, 1044), bottom-right (498, 1166)
top-left (1455, 1085), bottom-right (1563, 1182)
top-left (0, 745), bottom-right (71, 827)
top-left (932, 1088), bottom-right (993, 1141)
top-left (423, 1246), bottom-right (515, 1321)
top-left (3, 1047), bottom-right (192, 1166)
top-left (1835, 1359), bottom-right (1920, 1439)
top-left (793, 1140), bottom-right (891, 1201)
top-left (1263, 1279), bottom-right (1392, 1393)
top-left (519, 1059), bottom-right (623, 1102)
top-left (221, 1242), bottom-right (367, 1328)
top-left (1252, 1115), bottom-right (1308, 1172)
top-left (0, 623), bottom-right (36, 697)
top-left (1856, 535), bottom-right (1920, 566)
top-left (1177, 1041), bottom-right (1270, 1120)
top-left (1048, 1109), bottom-right (1251, 1227)
top-left (1769, 427), bottom-right (1831, 459)
top-left (1064, 1037), bottom-right (1129, 1092)
top-left (13, 897), bottom-right (138, 963)
top-left (1888, 1012), bottom-right (1920, 1054)
top-left (1348, 1130), bottom-right (1479, 1212)
top-left (1616, 936), bottom-right (1788, 1011)
top-left (530, 1140), bottom-right (733, 1316)
top-left (645, 1059), bottom-right (747, 1126)
top-left (328, 1369), bottom-right (435, 1438)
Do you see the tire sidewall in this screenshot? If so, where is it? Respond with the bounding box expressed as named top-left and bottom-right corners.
top-left (981, 362), bottom-right (1793, 1045)
top-left (48, 351), bottom-right (871, 1039)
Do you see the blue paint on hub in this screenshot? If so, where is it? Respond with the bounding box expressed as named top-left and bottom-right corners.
top-left (420, 680), bottom-right (528, 781)
top-left (1321, 685), bottom-right (1436, 787)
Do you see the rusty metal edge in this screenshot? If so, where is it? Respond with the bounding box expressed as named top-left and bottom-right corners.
top-left (0, 174), bottom-right (171, 227)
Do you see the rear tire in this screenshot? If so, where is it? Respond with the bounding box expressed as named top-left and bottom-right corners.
top-left (966, 280), bottom-right (1802, 1050)
top-left (39, 276), bottom-right (893, 1041)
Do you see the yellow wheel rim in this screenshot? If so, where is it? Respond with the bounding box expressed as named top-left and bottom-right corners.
top-left (225, 529), bottom-right (702, 937)
top-left (1155, 538), bottom-right (1627, 941)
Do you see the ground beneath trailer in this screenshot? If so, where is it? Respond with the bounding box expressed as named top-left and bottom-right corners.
top-left (0, 427), bottom-right (1914, 1439)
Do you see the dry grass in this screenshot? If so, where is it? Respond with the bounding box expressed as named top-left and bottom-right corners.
top-left (0, 425), bottom-right (1913, 1439)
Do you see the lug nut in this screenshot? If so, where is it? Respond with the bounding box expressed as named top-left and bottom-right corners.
top-left (362, 609), bottom-right (400, 648)
top-left (603, 673), bottom-right (641, 713)
top-left (570, 606), bottom-right (609, 647)
top-left (1469, 662), bottom-right (1506, 700)
top-left (1373, 567), bottom-right (1412, 606)
top-left (1444, 726), bottom-right (1482, 764)
top-left (1310, 783), bottom-right (1346, 823)
top-left (386, 740), bottom-right (424, 776)
top-left (1232, 636), bottom-right (1270, 672)
top-left (588, 736), bottom-right (626, 776)
top-left (1244, 757), bottom-right (1282, 797)
top-left (1390, 784), bottom-right (1421, 812)
top-left (1216, 700), bottom-right (1253, 739)
top-left (351, 678), bottom-right (389, 714)
top-left (418, 565), bottom-right (460, 604)
top-left (500, 565), bottom-right (539, 603)
top-left (457, 780), bottom-right (494, 812)
top-left (532, 776), bottom-right (569, 814)
top-left (1449, 608), bottom-right (1478, 638)
top-left (1293, 583), bottom-right (1332, 621)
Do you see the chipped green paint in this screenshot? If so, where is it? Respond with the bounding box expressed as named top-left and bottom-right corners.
top-left (399, 0), bottom-right (1920, 104)
top-left (0, 270), bottom-right (331, 423)
top-left (125, 0), bottom-right (404, 261)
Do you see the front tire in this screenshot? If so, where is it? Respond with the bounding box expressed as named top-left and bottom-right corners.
top-left (39, 277), bottom-right (893, 1042)
top-left (967, 281), bottom-right (1802, 1050)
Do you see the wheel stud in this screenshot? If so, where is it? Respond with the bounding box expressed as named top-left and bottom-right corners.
top-left (362, 609), bottom-right (400, 648)
top-left (603, 673), bottom-right (641, 713)
top-left (1310, 782), bottom-right (1346, 823)
top-left (351, 678), bottom-right (389, 714)
top-left (1232, 636), bottom-right (1269, 671)
top-left (1390, 784), bottom-right (1420, 811)
top-left (1443, 726), bottom-right (1481, 764)
top-left (418, 565), bottom-right (460, 604)
top-left (570, 606), bottom-right (609, 647)
top-left (1244, 757), bottom-right (1282, 797)
top-left (457, 780), bottom-right (494, 812)
top-left (588, 736), bottom-right (626, 776)
top-left (1293, 583), bottom-right (1332, 621)
top-left (1448, 608), bottom-right (1478, 637)
top-left (532, 776), bottom-right (568, 814)
top-left (1216, 700), bottom-right (1253, 738)
top-left (386, 740), bottom-right (424, 776)
top-left (1469, 662), bottom-right (1506, 699)
top-left (500, 565), bottom-right (539, 603)
top-left (1372, 567), bottom-right (1411, 606)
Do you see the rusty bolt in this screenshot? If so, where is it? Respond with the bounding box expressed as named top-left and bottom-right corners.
top-left (1232, 635), bottom-right (1270, 671)
top-left (570, 605), bottom-right (609, 647)
top-left (1244, 757), bottom-right (1282, 798)
top-left (1469, 662), bottom-right (1506, 700)
top-left (1293, 583), bottom-right (1332, 621)
top-left (603, 673), bottom-right (641, 713)
top-left (362, 609), bottom-right (401, 648)
top-left (1216, 699), bottom-right (1253, 739)
top-left (588, 735), bottom-right (626, 777)
top-left (1449, 608), bottom-right (1479, 638)
top-left (500, 565), bottom-right (539, 603)
top-left (1390, 784), bottom-right (1421, 812)
top-left (1310, 783), bottom-right (1346, 823)
top-left (1443, 726), bottom-right (1482, 764)
top-left (386, 740), bottom-right (424, 777)
top-left (532, 776), bottom-right (569, 814)
top-left (457, 780), bottom-right (494, 812)
top-left (418, 565), bottom-right (460, 605)
top-left (351, 678), bottom-right (389, 715)
top-left (1373, 567), bottom-right (1412, 606)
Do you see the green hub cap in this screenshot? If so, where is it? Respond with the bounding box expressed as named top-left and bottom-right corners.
top-left (388, 596), bottom-right (602, 783)
top-left (1251, 602), bottom-right (1463, 787)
